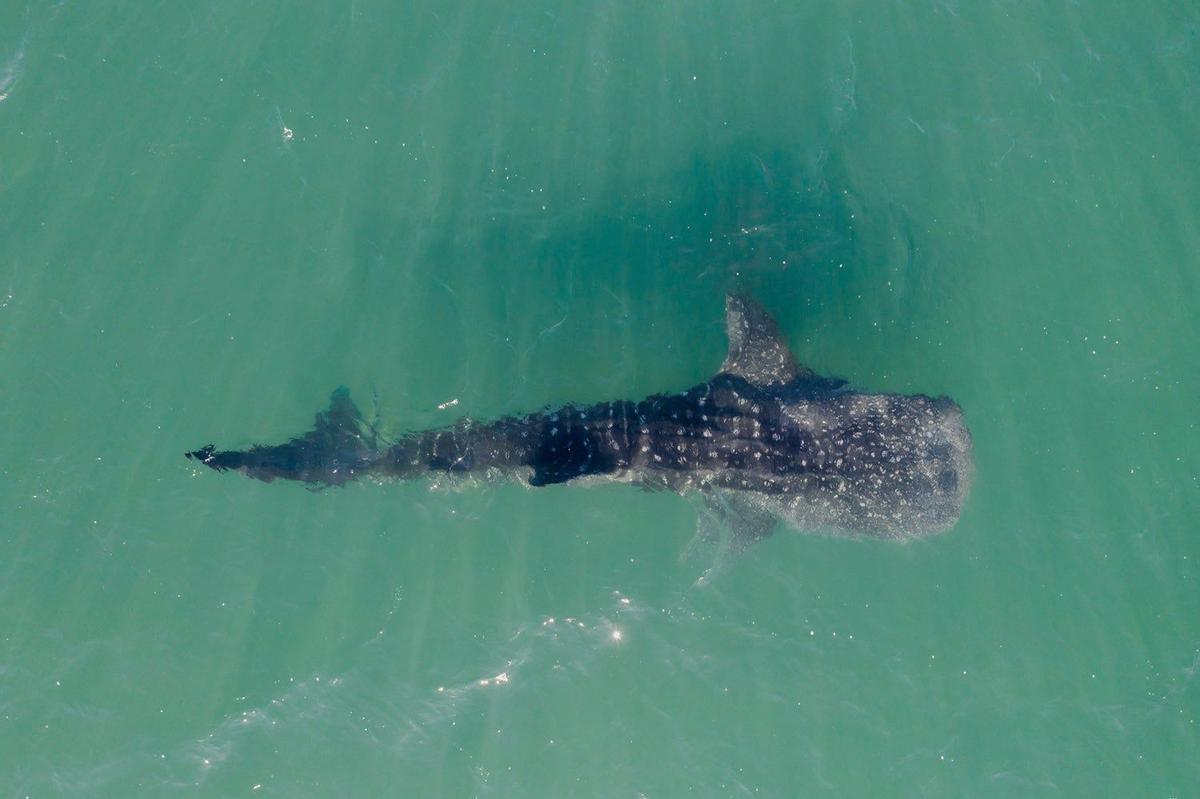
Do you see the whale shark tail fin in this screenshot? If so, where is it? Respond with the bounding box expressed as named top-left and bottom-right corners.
top-left (684, 490), bottom-right (779, 586)
top-left (272, 387), bottom-right (378, 478)
top-left (186, 444), bottom-right (232, 469)
top-left (185, 388), bottom-right (379, 485)
top-left (185, 443), bottom-right (251, 475)
top-left (300, 386), bottom-right (376, 453)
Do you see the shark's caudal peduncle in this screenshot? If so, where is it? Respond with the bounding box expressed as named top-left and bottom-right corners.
top-left (187, 295), bottom-right (974, 548)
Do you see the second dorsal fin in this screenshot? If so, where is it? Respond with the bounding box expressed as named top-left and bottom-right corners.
top-left (721, 294), bottom-right (816, 385)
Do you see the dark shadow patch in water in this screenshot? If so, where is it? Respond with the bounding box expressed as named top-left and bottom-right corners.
top-left (343, 142), bottom-right (915, 423)
top-left (486, 145), bottom-right (863, 302)
top-left (350, 143), bottom-right (868, 295)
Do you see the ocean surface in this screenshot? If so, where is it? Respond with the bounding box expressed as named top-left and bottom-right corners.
top-left (2, 2), bottom-right (1198, 796)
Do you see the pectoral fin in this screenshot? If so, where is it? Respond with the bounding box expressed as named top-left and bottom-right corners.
top-left (685, 490), bottom-right (779, 585)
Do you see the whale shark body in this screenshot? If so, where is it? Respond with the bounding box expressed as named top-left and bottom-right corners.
top-left (188, 296), bottom-right (973, 554)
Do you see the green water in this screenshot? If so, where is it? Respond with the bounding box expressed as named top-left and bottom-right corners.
top-left (3, 2), bottom-right (1198, 796)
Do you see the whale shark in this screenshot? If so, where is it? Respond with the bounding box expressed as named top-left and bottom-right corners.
top-left (187, 295), bottom-right (973, 554)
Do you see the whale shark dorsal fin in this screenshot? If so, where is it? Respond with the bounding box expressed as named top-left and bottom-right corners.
top-left (721, 294), bottom-right (815, 385)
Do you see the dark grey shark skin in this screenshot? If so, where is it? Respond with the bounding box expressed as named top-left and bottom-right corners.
top-left (187, 296), bottom-right (973, 545)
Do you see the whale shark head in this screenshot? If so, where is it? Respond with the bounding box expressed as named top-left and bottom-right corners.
top-left (889, 392), bottom-right (974, 538)
top-left (691, 294), bottom-right (974, 545)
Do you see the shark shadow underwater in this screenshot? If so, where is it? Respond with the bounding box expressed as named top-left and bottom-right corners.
top-left (187, 296), bottom-right (974, 559)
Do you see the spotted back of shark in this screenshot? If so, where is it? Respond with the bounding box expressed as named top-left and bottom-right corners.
top-left (188, 295), bottom-right (974, 557)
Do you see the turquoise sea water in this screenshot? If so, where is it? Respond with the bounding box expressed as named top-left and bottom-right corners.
top-left (2, 2), bottom-right (1198, 796)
